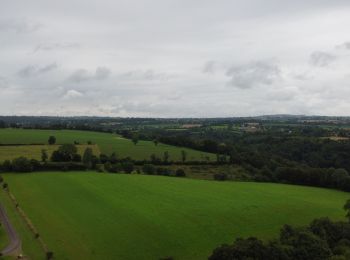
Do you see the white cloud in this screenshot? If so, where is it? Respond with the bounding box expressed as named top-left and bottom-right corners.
top-left (62, 89), bottom-right (83, 99)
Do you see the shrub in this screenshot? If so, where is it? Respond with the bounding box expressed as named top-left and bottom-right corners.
top-left (99, 154), bottom-right (109, 164)
top-left (121, 161), bottom-right (134, 174)
top-left (2, 160), bottom-right (12, 172)
top-left (12, 157), bottom-right (33, 172)
top-left (175, 168), bottom-right (186, 177)
top-left (142, 164), bottom-right (156, 175)
top-left (156, 167), bottom-right (171, 176)
top-left (46, 251), bottom-right (54, 260)
top-left (214, 173), bottom-right (228, 181)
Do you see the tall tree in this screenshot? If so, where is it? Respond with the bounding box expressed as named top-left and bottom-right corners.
top-left (48, 136), bottom-right (56, 145)
top-left (41, 149), bottom-right (48, 162)
top-left (82, 148), bottom-right (94, 169)
top-left (181, 150), bottom-right (187, 163)
top-left (344, 199), bottom-right (350, 221)
top-left (163, 151), bottom-right (169, 163)
top-left (132, 133), bottom-right (139, 145)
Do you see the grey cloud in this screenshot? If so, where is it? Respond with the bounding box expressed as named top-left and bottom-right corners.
top-left (226, 61), bottom-right (281, 89)
top-left (67, 67), bottom-right (111, 83)
top-left (119, 70), bottom-right (172, 81)
top-left (67, 69), bottom-right (90, 83)
top-left (335, 42), bottom-right (350, 50)
top-left (33, 43), bottom-right (81, 53)
top-left (38, 63), bottom-right (58, 74)
top-left (310, 51), bottom-right (336, 67)
top-left (0, 77), bottom-right (8, 89)
top-left (202, 61), bottom-right (217, 74)
top-left (0, 19), bottom-right (42, 33)
top-left (95, 67), bottom-right (111, 80)
top-left (17, 63), bottom-right (57, 78)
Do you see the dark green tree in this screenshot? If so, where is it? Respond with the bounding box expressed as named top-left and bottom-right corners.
top-left (132, 133), bottom-right (139, 145)
top-left (48, 136), bottom-right (56, 145)
top-left (82, 148), bottom-right (94, 169)
top-left (41, 149), bottom-right (48, 162)
top-left (344, 199), bottom-right (350, 221)
top-left (163, 151), bottom-right (169, 163)
top-left (12, 157), bottom-right (33, 172)
top-left (181, 150), bottom-right (187, 163)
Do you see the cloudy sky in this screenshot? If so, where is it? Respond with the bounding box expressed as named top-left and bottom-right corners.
top-left (1, 0), bottom-right (350, 117)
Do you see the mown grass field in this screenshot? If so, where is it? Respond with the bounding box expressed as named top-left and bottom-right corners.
top-left (2, 173), bottom-right (349, 260)
top-left (0, 144), bottom-right (100, 162)
top-left (0, 129), bottom-right (215, 161)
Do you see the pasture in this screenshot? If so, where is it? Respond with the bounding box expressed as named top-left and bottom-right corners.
top-left (2, 173), bottom-right (349, 259)
top-left (0, 144), bottom-right (100, 162)
top-left (0, 129), bottom-right (215, 161)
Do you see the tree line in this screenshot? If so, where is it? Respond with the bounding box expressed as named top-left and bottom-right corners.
top-left (209, 200), bottom-right (350, 260)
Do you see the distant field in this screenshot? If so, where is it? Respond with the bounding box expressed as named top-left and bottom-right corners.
top-left (0, 144), bottom-right (100, 162)
top-left (0, 129), bottom-right (215, 161)
top-left (321, 136), bottom-right (350, 141)
top-left (2, 173), bottom-right (349, 259)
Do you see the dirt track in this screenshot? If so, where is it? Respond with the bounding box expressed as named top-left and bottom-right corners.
top-left (0, 202), bottom-right (22, 256)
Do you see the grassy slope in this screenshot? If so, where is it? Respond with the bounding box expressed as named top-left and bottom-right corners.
top-left (0, 144), bottom-right (100, 162)
top-left (0, 129), bottom-right (215, 161)
top-left (3, 173), bottom-right (349, 260)
top-left (0, 189), bottom-right (43, 259)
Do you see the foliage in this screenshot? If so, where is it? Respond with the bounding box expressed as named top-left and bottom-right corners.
top-left (12, 157), bottom-right (33, 172)
top-left (48, 136), bottom-right (56, 145)
top-left (51, 144), bottom-right (78, 162)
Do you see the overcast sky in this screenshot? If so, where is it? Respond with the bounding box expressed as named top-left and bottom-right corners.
top-left (1, 0), bottom-right (350, 117)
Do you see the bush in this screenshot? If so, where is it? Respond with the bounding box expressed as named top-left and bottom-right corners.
top-left (72, 154), bottom-right (82, 162)
top-left (100, 154), bottom-right (109, 164)
top-left (30, 159), bottom-right (42, 171)
top-left (2, 160), bottom-right (12, 172)
top-left (107, 163), bottom-right (123, 173)
top-left (142, 164), bottom-right (156, 175)
top-left (214, 173), bottom-right (228, 181)
top-left (156, 167), bottom-right (171, 176)
top-left (51, 144), bottom-right (79, 162)
top-left (43, 162), bottom-right (87, 171)
top-left (175, 168), bottom-right (186, 177)
top-left (121, 161), bottom-right (134, 174)
top-left (12, 157), bottom-right (33, 172)
top-left (46, 251), bottom-right (54, 260)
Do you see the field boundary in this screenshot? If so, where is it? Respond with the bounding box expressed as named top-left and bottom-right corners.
top-left (3, 186), bottom-right (52, 259)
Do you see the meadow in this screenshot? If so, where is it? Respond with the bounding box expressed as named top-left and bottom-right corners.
top-left (0, 129), bottom-right (215, 161)
top-left (2, 172), bottom-right (349, 260)
top-left (0, 144), bottom-right (100, 162)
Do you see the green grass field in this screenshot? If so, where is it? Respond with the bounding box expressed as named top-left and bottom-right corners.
top-left (0, 144), bottom-right (100, 162)
top-left (2, 173), bottom-right (349, 260)
top-left (0, 129), bottom-right (214, 162)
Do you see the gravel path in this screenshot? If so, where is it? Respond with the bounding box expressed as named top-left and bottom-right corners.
top-left (0, 202), bottom-right (22, 256)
